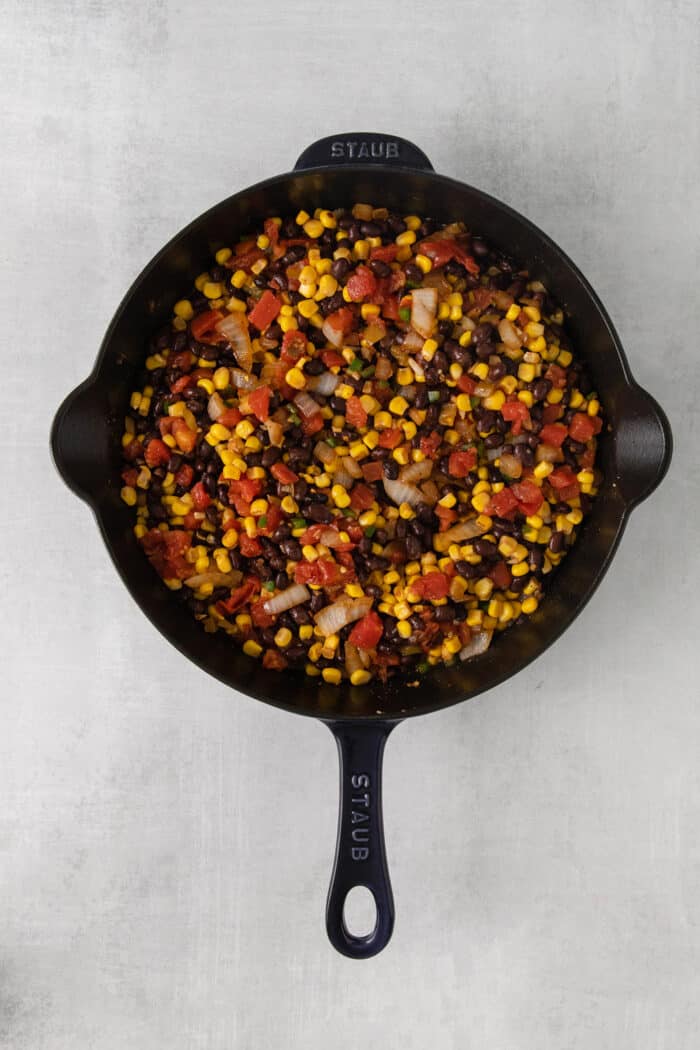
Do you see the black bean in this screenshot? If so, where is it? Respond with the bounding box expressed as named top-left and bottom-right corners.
top-left (306, 503), bottom-right (333, 523)
top-left (532, 379), bottom-right (551, 401)
top-left (290, 606), bottom-right (311, 625)
top-left (404, 263), bottom-right (423, 284)
top-left (309, 592), bottom-right (325, 613)
top-left (383, 459), bottom-right (399, 480)
top-left (280, 539), bottom-right (302, 560)
top-left (369, 258), bottom-right (391, 278)
top-left (471, 238), bottom-right (489, 257)
top-left (548, 531), bottom-right (565, 554)
top-left (435, 605), bottom-right (454, 623)
top-left (261, 446), bottom-right (281, 467)
top-left (405, 534), bottom-right (422, 559)
top-left (474, 539), bottom-right (498, 559)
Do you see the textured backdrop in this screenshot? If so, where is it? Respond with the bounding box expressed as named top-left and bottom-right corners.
top-left (2, 1), bottom-right (699, 1048)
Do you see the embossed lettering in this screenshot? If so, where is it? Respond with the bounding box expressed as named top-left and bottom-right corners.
top-left (351, 811), bottom-right (369, 824)
top-left (386, 141), bottom-right (399, 158)
top-left (331, 141), bottom-right (344, 158)
top-left (346, 141), bottom-right (357, 158)
top-left (352, 847), bottom-right (369, 861)
top-left (352, 827), bottom-right (369, 843)
top-left (351, 774), bottom-right (370, 789)
top-left (358, 142), bottom-right (370, 158)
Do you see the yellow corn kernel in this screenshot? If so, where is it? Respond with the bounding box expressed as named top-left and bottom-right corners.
top-left (133, 523), bottom-right (147, 539)
top-left (395, 619), bottom-right (411, 639)
top-left (317, 209), bottom-right (336, 229)
top-left (336, 383), bottom-right (353, 401)
top-left (471, 362), bottom-right (489, 380)
top-left (444, 429), bottom-right (460, 446)
top-left (474, 578), bottom-right (494, 600)
top-left (274, 627), bottom-right (292, 649)
top-left (215, 248), bottom-right (232, 265)
top-left (444, 635), bottom-right (462, 655)
top-left (411, 252), bottom-right (431, 274)
top-left (279, 315), bottom-right (298, 333)
top-left (317, 274), bottom-right (338, 299)
top-left (557, 349), bottom-right (573, 368)
top-left (523, 305), bottom-right (541, 323)
top-left (352, 239), bottom-right (369, 260)
top-left (295, 299), bottom-right (315, 319)
top-left (517, 390), bottom-right (534, 407)
top-left (396, 229), bottom-right (416, 246)
top-left (203, 281), bottom-right (223, 299)
top-left (295, 209), bottom-right (310, 225)
top-left (511, 561), bottom-right (529, 577)
top-left (389, 396), bottom-right (409, 415)
top-left (449, 362), bottom-right (464, 382)
top-left (349, 669), bottom-right (371, 685)
top-left (120, 485), bottom-right (137, 506)
top-left (569, 390), bottom-right (585, 409)
top-left (455, 394), bottom-right (471, 414)
top-left (174, 299), bottom-right (194, 320)
top-left (321, 667), bottom-right (342, 685)
top-left (525, 322), bottom-right (545, 338)
top-left (392, 446), bottom-right (410, 465)
top-left (567, 508), bottom-right (583, 525)
top-left (518, 363), bottom-right (536, 383)
top-left (208, 422), bottom-right (231, 442)
top-left (212, 366), bottom-right (229, 391)
top-left (243, 640), bottom-right (262, 659)
top-left (587, 398), bottom-right (600, 417)
top-left (234, 419), bottom-right (255, 440)
top-left (221, 528), bottom-right (239, 549)
top-left (402, 421), bottom-right (417, 441)
top-left (483, 390), bottom-right (506, 411)
top-left (546, 388), bottom-right (564, 404)
top-left (296, 625), bottom-right (313, 643)
top-left (360, 394), bottom-right (380, 414)
top-left (360, 303), bottom-right (380, 321)
top-left (256, 233), bottom-right (270, 250)
top-left (459, 330), bottom-right (473, 347)
top-left (466, 609), bottom-right (483, 627)
top-left (363, 430), bottom-right (379, 451)
top-left (196, 378), bottom-right (215, 395)
top-left (438, 492), bottom-right (457, 509)
top-left (230, 269), bottom-right (247, 289)
top-left (403, 214), bottom-right (421, 230)
top-left (529, 336), bottom-right (547, 354)
top-left (305, 663), bottom-right (321, 677)
top-left (374, 410), bottom-right (391, 429)
top-left (303, 218), bottom-right (324, 238)
top-left (521, 596), bottom-right (538, 615)
top-left (506, 303), bottom-right (521, 321)
top-left (331, 484), bottom-right (350, 508)
top-left (422, 337), bottom-right (438, 359)
top-left (471, 492), bottom-right (491, 513)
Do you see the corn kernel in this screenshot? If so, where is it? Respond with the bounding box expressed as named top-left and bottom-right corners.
top-left (234, 419), bottom-right (255, 440)
top-left (414, 253), bottom-right (432, 273)
top-left (203, 281), bottom-right (223, 299)
top-left (518, 363), bottom-right (536, 383)
top-left (459, 330), bottom-right (473, 347)
top-left (483, 390), bottom-right (506, 411)
top-left (222, 528), bottom-right (238, 548)
top-left (208, 422), bottom-right (231, 442)
top-left (174, 299), bottom-right (194, 320)
top-left (243, 640), bottom-right (262, 658)
top-left (505, 303), bottom-right (520, 321)
top-left (395, 619), bottom-right (412, 639)
top-left (474, 578), bottom-right (494, 600)
top-left (587, 398), bottom-right (600, 417)
top-left (422, 337), bottom-right (438, 359)
top-left (303, 218), bottom-right (324, 238)
top-left (274, 627), bottom-right (292, 649)
top-left (392, 446), bottom-right (410, 466)
top-left (120, 485), bottom-right (137, 506)
top-left (295, 210), bottom-right (310, 225)
top-left (523, 305), bottom-right (541, 323)
top-left (546, 388), bottom-right (564, 404)
top-left (331, 484), bottom-right (350, 508)
top-left (521, 597), bottom-right (538, 615)
top-left (396, 229), bottom-right (416, 246)
top-left (322, 667), bottom-right (342, 685)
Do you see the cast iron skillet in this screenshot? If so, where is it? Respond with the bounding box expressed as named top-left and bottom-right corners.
top-left (51, 133), bottom-right (672, 958)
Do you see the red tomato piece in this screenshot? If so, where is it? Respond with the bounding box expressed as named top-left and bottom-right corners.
top-left (511, 480), bottom-right (543, 516)
top-left (471, 287), bottom-right (493, 311)
top-left (378, 427), bottom-right (403, 449)
top-left (171, 418), bottom-right (197, 453)
top-left (263, 218), bottom-right (279, 248)
top-left (248, 290), bottom-right (281, 331)
top-left (549, 468), bottom-right (580, 498)
top-left (174, 464), bottom-right (194, 488)
top-left (324, 307), bottom-right (355, 335)
top-left (348, 611), bottom-right (384, 650)
top-left (418, 239), bottom-right (479, 274)
top-left (227, 246), bottom-right (266, 271)
top-left (216, 580), bottom-right (258, 616)
top-left (262, 649), bottom-right (287, 671)
top-left (321, 349), bottom-right (345, 369)
top-left (569, 413), bottom-right (602, 441)
top-left (301, 413), bottom-right (324, 436)
top-left (144, 438), bottom-right (171, 468)
top-left (270, 461), bottom-right (298, 485)
top-left (230, 478), bottom-right (262, 504)
top-left (544, 363), bottom-right (567, 389)
top-left (457, 374), bottom-right (477, 395)
top-left (280, 329), bottom-right (307, 363)
top-left (419, 431), bottom-right (442, 458)
top-left (182, 511), bottom-right (198, 530)
top-left (294, 559), bottom-right (342, 587)
top-left (500, 399), bottom-right (531, 435)
top-left (435, 504), bottom-right (458, 530)
top-left (369, 245), bottom-right (399, 263)
top-left (490, 561), bottom-right (512, 589)
top-left (121, 467), bottom-right (138, 486)
top-left (140, 528), bottom-right (192, 580)
top-left (411, 572), bottom-right (450, 600)
top-left (381, 295), bottom-right (400, 321)
top-left (539, 423), bottom-right (568, 448)
top-left (170, 374), bottom-right (197, 395)
top-left (239, 535), bottom-right (263, 557)
top-left (170, 350), bottom-right (195, 372)
top-left (346, 266), bottom-right (378, 302)
top-left (542, 403), bottom-right (563, 424)
top-left (448, 449), bottom-right (477, 477)
top-left (190, 482), bottom-right (211, 510)
top-left (250, 600), bottom-right (276, 628)
top-left (346, 396), bottom-right (368, 429)
top-left (217, 407), bottom-right (242, 428)
top-left (361, 460), bottom-right (385, 483)
top-left (191, 310), bottom-right (224, 343)
top-left (349, 483), bottom-right (375, 511)
top-left (486, 487), bottom-right (519, 518)
top-left (247, 385), bottom-right (271, 422)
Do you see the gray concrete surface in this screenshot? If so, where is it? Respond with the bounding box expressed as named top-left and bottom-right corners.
top-left (2, 1), bottom-right (699, 1047)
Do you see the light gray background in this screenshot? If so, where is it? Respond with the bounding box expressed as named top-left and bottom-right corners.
top-left (2, 1), bottom-right (699, 1047)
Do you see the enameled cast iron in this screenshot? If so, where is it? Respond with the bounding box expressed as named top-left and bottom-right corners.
top-left (51, 134), bottom-right (672, 958)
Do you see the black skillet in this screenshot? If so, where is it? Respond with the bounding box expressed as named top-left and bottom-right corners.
top-left (51, 133), bottom-right (672, 958)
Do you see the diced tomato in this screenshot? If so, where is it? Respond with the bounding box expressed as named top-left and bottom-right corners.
top-left (216, 580), bottom-right (258, 616)
top-left (539, 423), bottom-right (568, 448)
top-left (346, 396), bottom-right (368, 428)
top-left (544, 363), bottom-right (567, 389)
top-left (294, 558), bottom-right (343, 587)
top-left (511, 480), bottom-right (543, 516)
top-left (500, 399), bottom-right (531, 435)
top-left (346, 266), bottom-right (378, 302)
top-left (245, 385), bottom-right (271, 423)
top-left (174, 464), bottom-right (194, 488)
top-left (140, 528), bottom-right (192, 580)
top-left (301, 413), bottom-right (324, 436)
top-left (381, 295), bottom-right (400, 321)
top-left (191, 310), bottom-right (224, 343)
top-left (569, 412), bottom-right (602, 441)
top-left (229, 478), bottom-right (262, 504)
top-left (369, 245), bottom-right (399, 263)
top-left (171, 417), bottom-right (197, 453)
top-left (218, 407), bottom-right (242, 428)
top-left (280, 329), bottom-right (307, 363)
top-left (470, 287), bottom-right (493, 311)
top-left (227, 246), bottom-right (266, 271)
top-left (549, 467), bottom-right (580, 499)
top-left (420, 431), bottom-right (442, 458)
top-left (324, 307), bottom-right (355, 335)
top-left (262, 649), bottom-right (287, 671)
top-left (579, 448), bottom-right (596, 469)
top-left (270, 461), bottom-right (298, 485)
top-left (486, 487), bottom-right (519, 518)
top-left (348, 611), bottom-right (384, 650)
top-left (349, 483), bottom-right (375, 511)
top-left (378, 427), bottom-right (403, 449)
top-left (182, 511), bottom-right (198, 530)
top-left (490, 561), bottom-right (512, 589)
top-left (361, 460), bottom-right (385, 482)
top-left (542, 403), bottom-right (563, 424)
top-left (121, 467), bottom-right (138, 486)
top-left (144, 438), bottom-right (171, 468)
top-left (457, 374), bottom-right (477, 395)
top-left (411, 571), bottom-right (450, 600)
top-left (321, 349), bottom-right (345, 369)
top-left (258, 504), bottom-right (282, 536)
top-left (248, 290), bottom-right (281, 331)
top-left (239, 534), bottom-right (263, 558)
top-left (418, 239), bottom-right (479, 274)
top-left (263, 217), bottom-right (279, 248)
top-left (190, 481), bottom-right (211, 510)
top-left (250, 600), bottom-right (276, 628)
top-left (448, 448), bottom-right (477, 477)
top-left (435, 504), bottom-right (458, 530)
top-left (170, 350), bottom-right (195, 372)
top-left (170, 374), bottom-right (197, 394)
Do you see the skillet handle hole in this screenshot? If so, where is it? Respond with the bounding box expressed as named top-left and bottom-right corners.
top-left (342, 885), bottom-right (378, 940)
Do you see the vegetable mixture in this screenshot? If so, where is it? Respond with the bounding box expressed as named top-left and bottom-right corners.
top-left (121, 204), bottom-right (604, 685)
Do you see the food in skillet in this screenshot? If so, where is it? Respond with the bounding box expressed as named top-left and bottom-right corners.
top-left (120, 205), bottom-right (604, 685)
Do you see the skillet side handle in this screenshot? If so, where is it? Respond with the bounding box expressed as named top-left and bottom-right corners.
top-left (294, 133), bottom-right (433, 172)
top-left (616, 384), bottom-right (673, 508)
top-left (326, 721), bottom-right (396, 959)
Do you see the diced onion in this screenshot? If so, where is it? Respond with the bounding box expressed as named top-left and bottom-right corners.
top-left (486, 445), bottom-right (503, 462)
top-left (383, 475), bottom-right (424, 508)
top-left (410, 287), bottom-right (438, 339)
top-left (473, 381), bottom-right (494, 398)
top-left (207, 392), bottom-right (225, 421)
top-left (407, 357), bottom-right (425, 379)
top-left (185, 570), bottom-right (242, 590)
top-left (322, 318), bottom-right (345, 347)
top-left (229, 368), bottom-right (257, 391)
top-left (498, 318), bottom-right (522, 350)
top-left (420, 479), bottom-right (439, 505)
top-left (535, 443), bottom-right (563, 464)
top-left (215, 312), bottom-right (253, 372)
top-left (374, 356), bottom-right (393, 380)
top-left (344, 641), bottom-right (364, 677)
top-left (307, 371), bottom-right (339, 397)
top-left (263, 583), bottom-right (311, 615)
top-left (498, 452), bottom-right (522, 479)
top-left (399, 460), bottom-right (433, 484)
top-left (314, 597), bottom-right (373, 638)
top-left (341, 455), bottom-right (362, 479)
top-left (493, 290), bottom-right (514, 310)
top-left (459, 629), bottom-right (493, 661)
top-left (401, 328), bottom-right (424, 352)
top-left (314, 440), bottom-right (338, 466)
top-left (434, 518), bottom-right (489, 552)
top-left (293, 391), bottom-right (320, 420)
top-left (265, 419), bottom-right (284, 446)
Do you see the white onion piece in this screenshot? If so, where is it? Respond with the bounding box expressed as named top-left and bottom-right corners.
top-left (184, 570), bottom-right (242, 590)
top-left (498, 318), bottom-right (522, 351)
top-left (374, 356), bottom-right (393, 380)
top-left (265, 419), bottom-right (284, 446)
top-left (473, 381), bottom-right (494, 397)
top-left (314, 597), bottom-right (373, 638)
top-left (263, 583), bottom-right (311, 615)
top-left (293, 391), bottom-right (320, 420)
top-left (307, 371), bottom-right (339, 397)
top-left (434, 518), bottom-right (489, 552)
top-left (459, 629), bottom-right (493, 661)
top-left (401, 328), bottom-right (424, 352)
top-left (420, 479), bottom-right (439, 505)
top-left (399, 460), bottom-right (433, 484)
top-left (486, 445), bottom-right (504, 462)
top-left (314, 440), bottom-right (338, 466)
top-left (535, 443), bottom-right (563, 464)
top-left (407, 356), bottom-right (425, 379)
top-left (493, 290), bottom-right (514, 311)
top-left (207, 392), bottom-right (225, 421)
top-left (322, 318), bottom-right (345, 348)
top-left (344, 641), bottom-right (364, 677)
top-left (229, 367), bottom-right (257, 391)
top-left (383, 475), bottom-right (424, 508)
top-left (341, 455), bottom-right (362, 480)
top-left (410, 287), bottom-right (438, 339)
top-left (215, 312), bottom-right (253, 372)
top-left (334, 466), bottom-right (355, 490)
top-left (499, 452), bottom-right (522, 479)
top-left (397, 384), bottom-right (417, 401)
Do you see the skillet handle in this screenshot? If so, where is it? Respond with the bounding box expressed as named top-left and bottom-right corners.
top-left (326, 721), bottom-right (396, 958)
top-left (615, 384), bottom-right (673, 507)
top-left (294, 133), bottom-right (434, 172)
